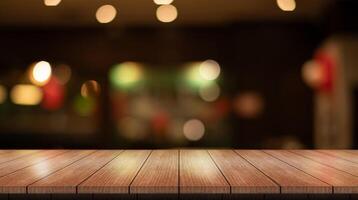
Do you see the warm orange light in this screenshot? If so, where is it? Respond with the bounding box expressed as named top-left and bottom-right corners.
top-left (156, 4), bottom-right (178, 23)
top-left (153, 0), bottom-right (173, 5)
top-left (81, 80), bottom-right (101, 98)
top-left (276, 0), bottom-right (296, 11)
top-left (234, 92), bottom-right (264, 119)
top-left (302, 60), bottom-right (323, 89)
top-left (44, 0), bottom-right (61, 6)
top-left (96, 5), bottom-right (117, 24)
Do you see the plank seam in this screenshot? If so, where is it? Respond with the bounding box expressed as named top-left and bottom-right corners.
top-left (233, 150), bottom-right (282, 194)
top-left (207, 150), bottom-right (232, 194)
top-left (128, 150), bottom-right (153, 194)
top-left (289, 150), bottom-right (358, 178)
top-left (25, 150), bottom-right (97, 194)
top-left (75, 150), bottom-right (125, 194)
top-left (263, 150), bottom-right (333, 194)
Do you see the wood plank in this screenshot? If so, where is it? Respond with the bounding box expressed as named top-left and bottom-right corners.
top-left (0, 150), bottom-right (67, 178)
top-left (236, 150), bottom-right (331, 194)
top-left (131, 150), bottom-right (178, 194)
top-left (291, 150), bottom-right (358, 176)
top-left (28, 150), bottom-right (121, 194)
top-left (208, 150), bottom-right (279, 194)
top-left (0, 150), bottom-right (94, 193)
top-left (265, 150), bottom-right (358, 194)
top-left (0, 150), bottom-right (40, 165)
top-left (78, 150), bottom-right (150, 194)
top-left (180, 150), bottom-right (229, 194)
top-left (318, 150), bottom-right (358, 164)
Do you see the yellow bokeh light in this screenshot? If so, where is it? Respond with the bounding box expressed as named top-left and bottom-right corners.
top-left (110, 62), bottom-right (143, 89)
top-left (96, 5), bottom-right (117, 24)
top-left (153, 0), bottom-right (173, 5)
top-left (81, 80), bottom-right (101, 98)
top-left (44, 0), bottom-right (61, 6)
top-left (183, 119), bottom-right (205, 141)
top-left (276, 0), bottom-right (296, 11)
top-left (10, 84), bottom-right (43, 106)
top-left (156, 4), bottom-right (178, 23)
top-left (0, 85), bottom-right (7, 104)
top-left (199, 82), bottom-right (220, 102)
top-left (30, 61), bottom-right (52, 86)
top-left (199, 59), bottom-right (221, 81)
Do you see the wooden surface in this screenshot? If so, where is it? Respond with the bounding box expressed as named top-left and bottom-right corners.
top-left (237, 150), bottom-right (331, 194)
top-left (0, 150), bottom-right (356, 195)
top-left (265, 150), bottom-right (358, 193)
top-left (131, 150), bottom-right (178, 194)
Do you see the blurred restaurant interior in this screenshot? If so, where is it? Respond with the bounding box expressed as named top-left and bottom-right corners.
top-left (0, 0), bottom-right (357, 149)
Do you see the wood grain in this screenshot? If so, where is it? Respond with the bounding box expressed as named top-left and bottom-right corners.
top-left (28, 150), bottom-right (121, 194)
top-left (131, 150), bottom-right (178, 194)
top-left (180, 150), bottom-right (229, 194)
top-left (318, 150), bottom-right (358, 164)
top-left (237, 150), bottom-right (331, 194)
top-left (78, 150), bottom-right (151, 194)
top-left (0, 150), bottom-right (94, 193)
top-left (0, 150), bottom-right (40, 165)
top-left (208, 150), bottom-right (279, 194)
top-left (0, 150), bottom-right (67, 178)
top-left (292, 150), bottom-right (358, 176)
top-left (266, 150), bottom-right (358, 193)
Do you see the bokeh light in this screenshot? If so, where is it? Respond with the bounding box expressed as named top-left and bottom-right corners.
top-left (81, 80), bottom-right (101, 98)
top-left (0, 85), bottom-right (7, 104)
top-left (234, 92), bottom-right (264, 119)
top-left (156, 4), bottom-right (178, 23)
top-left (110, 62), bottom-right (143, 89)
top-left (30, 61), bottom-right (52, 86)
top-left (199, 82), bottom-right (220, 102)
top-left (73, 95), bottom-right (95, 116)
top-left (302, 60), bottom-right (323, 89)
top-left (276, 0), bottom-right (296, 11)
top-left (184, 62), bottom-right (214, 88)
top-left (199, 60), bottom-right (221, 81)
top-left (183, 119), bottom-right (205, 141)
top-left (96, 5), bottom-right (117, 24)
top-left (53, 64), bottom-right (71, 85)
top-left (10, 84), bottom-right (43, 106)
top-left (42, 77), bottom-right (64, 110)
top-left (44, 0), bottom-right (61, 6)
top-left (153, 0), bottom-right (174, 5)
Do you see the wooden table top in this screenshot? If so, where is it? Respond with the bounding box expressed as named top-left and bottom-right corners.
top-left (0, 150), bottom-right (357, 195)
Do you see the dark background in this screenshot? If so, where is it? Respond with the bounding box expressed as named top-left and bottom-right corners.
top-left (0, 0), bottom-right (357, 148)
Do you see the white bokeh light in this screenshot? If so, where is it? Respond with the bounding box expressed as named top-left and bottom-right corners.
top-left (199, 60), bottom-right (221, 81)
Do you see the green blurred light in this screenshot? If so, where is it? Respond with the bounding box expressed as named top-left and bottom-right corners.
top-left (73, 95), bottom-right (95, 116)
top-left (109, 62), bottom-right (143, 89)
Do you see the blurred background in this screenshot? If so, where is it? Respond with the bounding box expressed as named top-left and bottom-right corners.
top-left (0, 0), bottom-right (357, 149)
